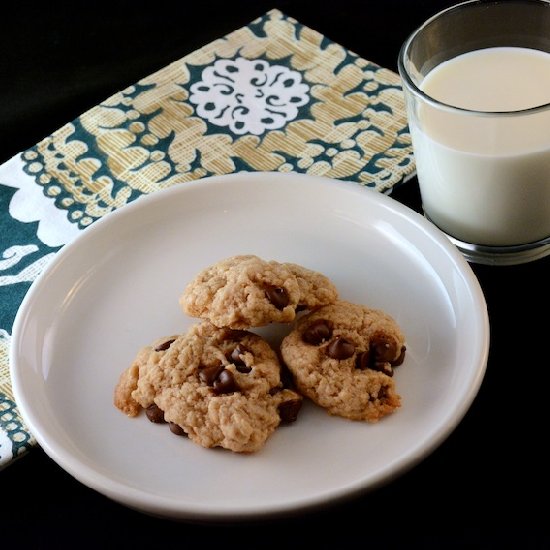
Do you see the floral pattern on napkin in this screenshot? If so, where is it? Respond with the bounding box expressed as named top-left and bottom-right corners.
top-left (0, 8), bottom-right (415, 468)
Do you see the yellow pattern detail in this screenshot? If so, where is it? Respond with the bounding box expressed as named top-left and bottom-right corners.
top-left (0, 334), bottom-right (12, 400)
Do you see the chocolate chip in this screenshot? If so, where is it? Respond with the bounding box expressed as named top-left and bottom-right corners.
top-left (278, 399), bottom-right (302, 423)
top-left (374, 363), bottom-right (394, 377)
top-left (279, 364), bottom-right (296, 390)
top-left (377, 385), bottom-right (389, 401)
top-left (269, 385), bottom-right (283, 395)
top-left (154, 338), bottom-right (175, 352)
top-left (355, 350), bottom-right (393, 376)
top-left (265, 285), bottom-right (289, 310)
top-left (302, 319), bottom-right (333, 345)
top-left (391, 346), bottom-right (407, 367)
top-left (212, 369), bottom-right (240, 394)
top-left (355, 350), bottom-right (371, 370)
top-left (368, 384), bottom-right (390, 403)
top-left (169, 422), bottom-right (187, 436)
top-left (356, 350), bottom-right (394, 376)
top-left (370, 334), bottom-right (399, 363)
top-left (229, 344), bottom-right (247, 363)
top-left (326, 336), bottom-right (355, 359)
top-left (199, 364), bottom-right (224, 386)
top-left (228, 344), bottom-right (252, 373)
top-left (236, 364), bottom-right (252, 373)
top-left (145, 404), bottom-right (166, 423)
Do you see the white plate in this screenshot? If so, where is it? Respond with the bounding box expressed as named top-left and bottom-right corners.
top-left (11, 172), bottom-right (489, 521)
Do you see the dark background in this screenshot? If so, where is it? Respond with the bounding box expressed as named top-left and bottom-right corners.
top-left (0, 0), bottom-right (460, 165)
top-left (2, 1), bottom-right (549, 547)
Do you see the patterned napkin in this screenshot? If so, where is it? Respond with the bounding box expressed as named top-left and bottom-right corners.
top-left (0, 9), bottom-right (415, 468)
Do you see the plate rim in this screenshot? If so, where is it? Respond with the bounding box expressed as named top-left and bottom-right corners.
top-left (10, 171), bottom-right (490, 521)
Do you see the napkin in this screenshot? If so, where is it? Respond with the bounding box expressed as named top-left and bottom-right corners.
top-left (0, 8), bottom-right (415, 469)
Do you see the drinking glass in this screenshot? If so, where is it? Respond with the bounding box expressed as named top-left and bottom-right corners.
top-left (398, 0), bottom-right (550, 265)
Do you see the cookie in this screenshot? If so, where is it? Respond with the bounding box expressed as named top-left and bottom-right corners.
top-left (280, 301), bottom-right (406, 422)
top-left (179, 255), bottom-right (338, 329)
top-left (115, 322), bottom-right (302, 453)
top-left (283, 262), bottom-right (339, 310)
top-left (114, 335), bottom-right (178, 417)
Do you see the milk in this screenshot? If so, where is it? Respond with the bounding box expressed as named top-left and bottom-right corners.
top-left (411, 47), bottom-right (550, 246)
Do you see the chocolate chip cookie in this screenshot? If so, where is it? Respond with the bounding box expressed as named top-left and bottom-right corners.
top-left (114, 334), bottom-right (178, 417)
top-left (179, 255), bottom-right (338, 329)
top-left (280, 301), bottom-right (406, 422)
top-left (114, 322), bottom-right (302, 453)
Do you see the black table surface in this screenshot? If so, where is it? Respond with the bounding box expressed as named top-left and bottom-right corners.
top-left (2, 1), bottom-right (549, 546)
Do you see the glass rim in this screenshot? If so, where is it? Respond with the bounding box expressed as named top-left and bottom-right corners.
top-left (397, 0), bottom-right (550, 118)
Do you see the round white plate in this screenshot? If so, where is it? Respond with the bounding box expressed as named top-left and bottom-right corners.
top-left (11, 172), bottom-right (489, 521)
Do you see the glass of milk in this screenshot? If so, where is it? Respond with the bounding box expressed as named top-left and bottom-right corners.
top-left (398, 0), bottom-right (550, 265)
